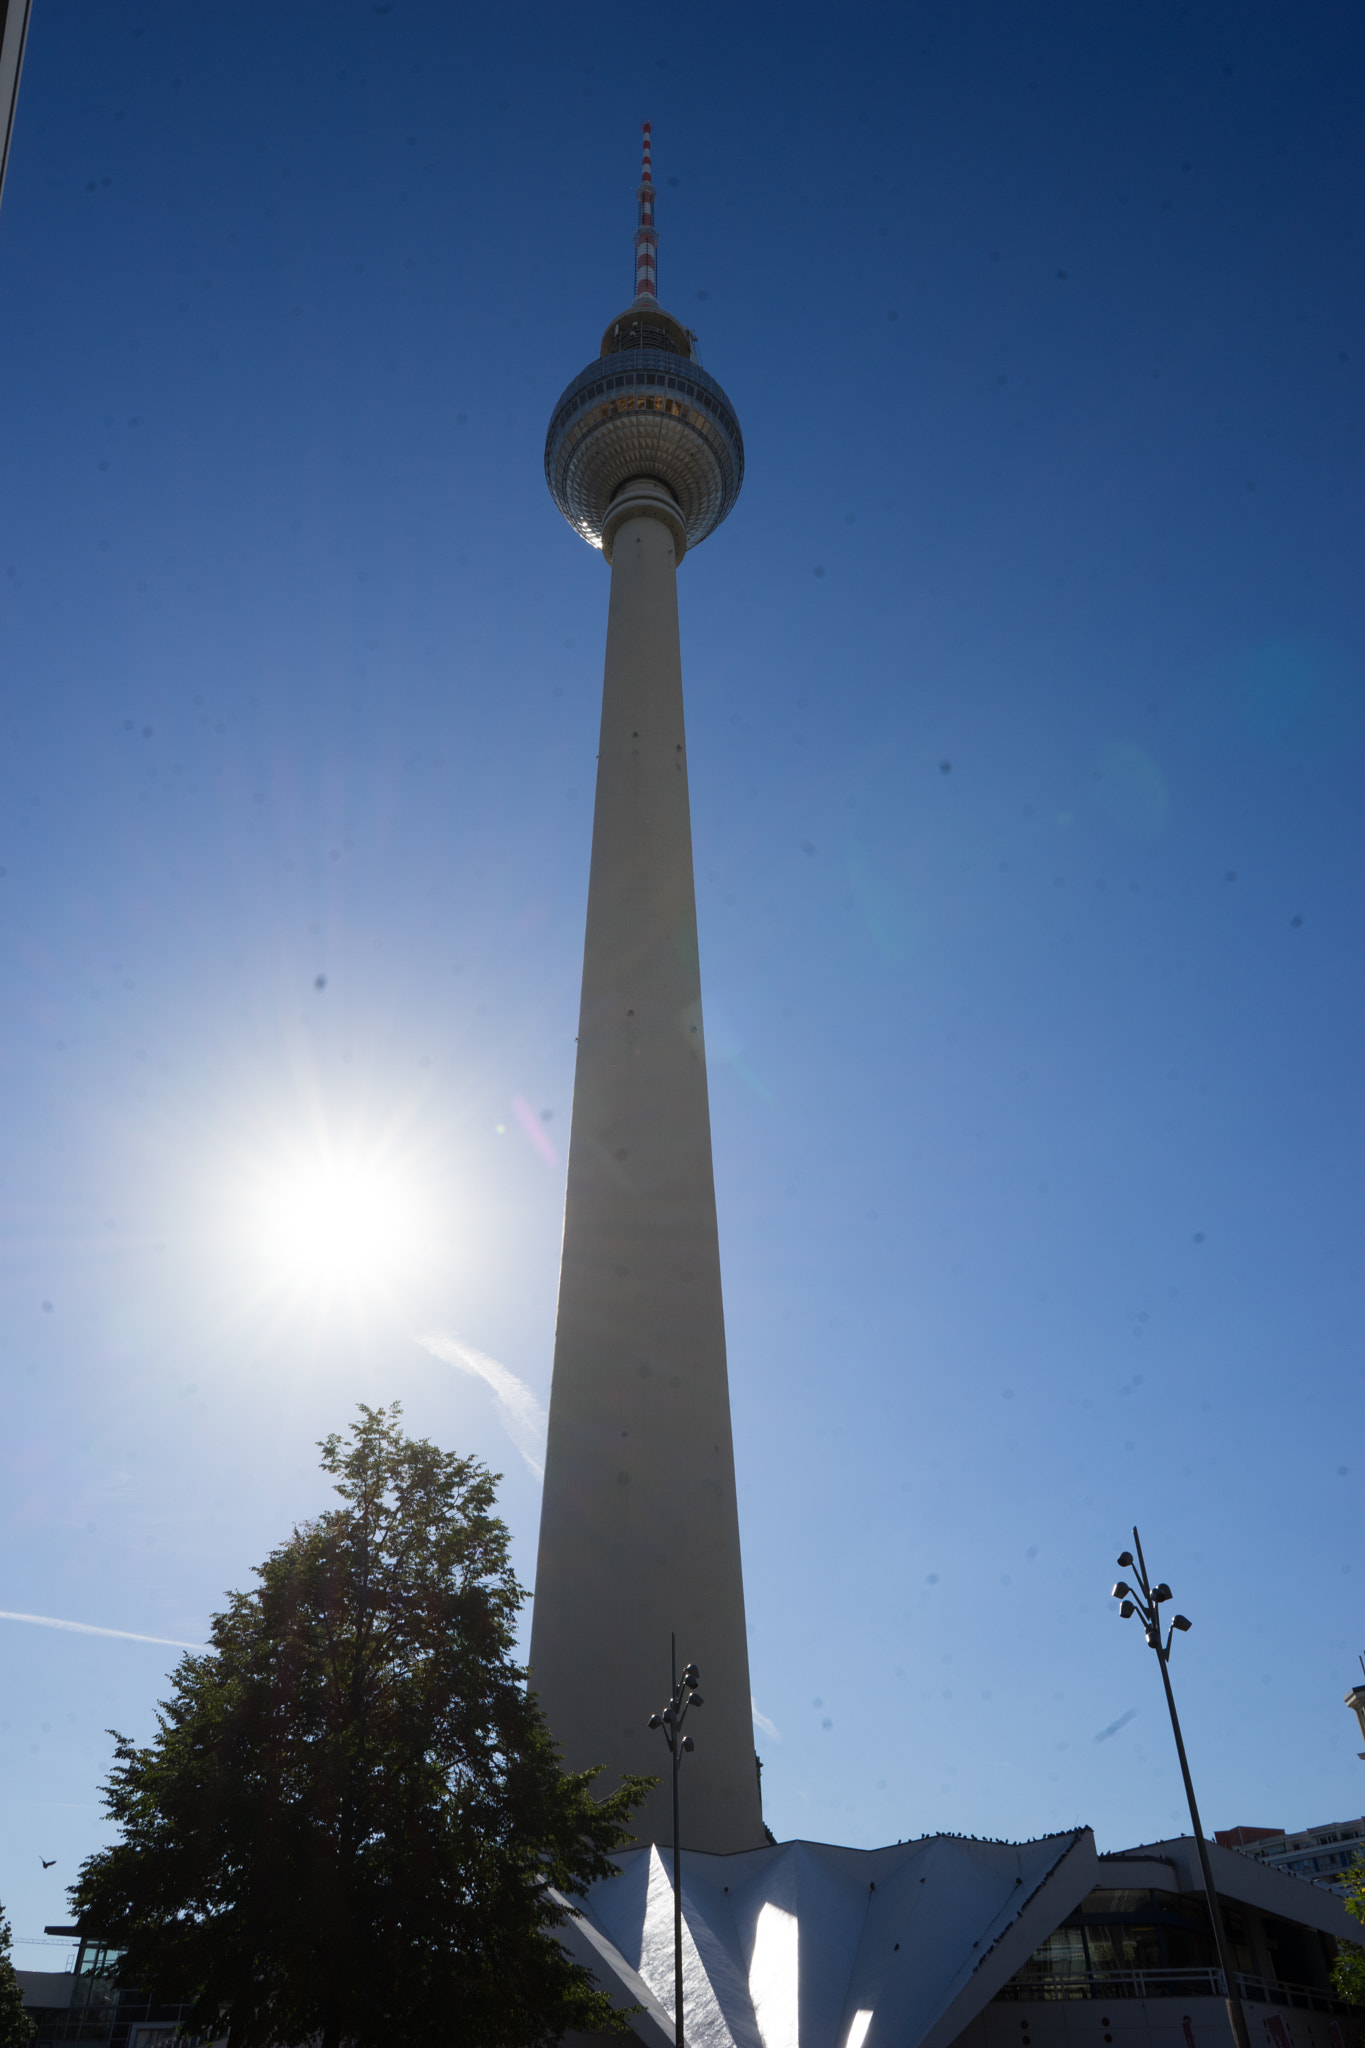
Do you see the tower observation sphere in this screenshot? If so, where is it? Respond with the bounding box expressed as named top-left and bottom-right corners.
top-left (544, 123), bottom-right (743, 560)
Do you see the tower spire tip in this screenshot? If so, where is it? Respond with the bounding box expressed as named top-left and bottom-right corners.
top-left (633, 119), bottom-right (658, 302)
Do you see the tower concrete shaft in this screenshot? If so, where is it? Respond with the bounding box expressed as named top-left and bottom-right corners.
top-left (529, 495), bottom-right (763, 1853)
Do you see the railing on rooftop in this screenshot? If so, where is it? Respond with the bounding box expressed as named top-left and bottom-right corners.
top-left (995, 1968), bottom-right (1359, 2015)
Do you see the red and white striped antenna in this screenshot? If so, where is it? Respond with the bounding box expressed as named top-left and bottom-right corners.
top-left (633, 121), bottom-right (658, 301)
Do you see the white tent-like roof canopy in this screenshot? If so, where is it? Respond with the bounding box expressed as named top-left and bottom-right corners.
top-left (556, 1829), bottom-right (1101, 2048)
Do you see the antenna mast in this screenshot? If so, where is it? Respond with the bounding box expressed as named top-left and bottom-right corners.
top-left (634, 121), bottom-right (658, 300)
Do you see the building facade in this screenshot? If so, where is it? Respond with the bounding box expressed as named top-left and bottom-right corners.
top-left (17, 1932), bottom-right (223, 2048)
top-left (970, 1835), bottom-right (1361, 2048)
top-left (24, 1836), bottom-right (1363, 2048)
top-left (1213, 1825), bottom-right (1365, 1900)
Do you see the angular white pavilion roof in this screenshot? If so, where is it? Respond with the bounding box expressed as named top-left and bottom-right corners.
top-left (556, 1827), bottom-right (1102, 2048)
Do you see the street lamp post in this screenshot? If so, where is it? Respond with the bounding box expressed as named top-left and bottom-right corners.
top-left (648, 1635), bottom-right (703, 2048)
top-left (1110, 1526), bottom-right (1251, 2048)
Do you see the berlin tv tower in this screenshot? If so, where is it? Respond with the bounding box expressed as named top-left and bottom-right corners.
top-left (532, 124), bottom-right (763, 1854)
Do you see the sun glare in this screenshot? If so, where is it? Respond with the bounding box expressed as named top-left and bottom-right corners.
top-left (261, 1164), bottom-right (409, 1278)
top-left (237, 1143), bottom-right (431, 1309)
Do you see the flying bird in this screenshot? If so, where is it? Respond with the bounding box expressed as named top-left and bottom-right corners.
top-left (41, 1858), bottom-right (56, 1868)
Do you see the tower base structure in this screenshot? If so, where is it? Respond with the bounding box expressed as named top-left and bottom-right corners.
top-left (554, 1830), bottom-right (1365, 2048)
top-left (556, 1829), bottom-right (1098, 2048)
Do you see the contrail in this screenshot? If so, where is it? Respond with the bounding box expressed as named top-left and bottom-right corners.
top-left (1094, 1708), bottom-right (1137, 1743)
top-left (0, 1610), bottom-right (204, 1650)
top-left (751, 1698), bottom-right (781, 1741)
top-left (415, 1332), bottom-right (548, 1479)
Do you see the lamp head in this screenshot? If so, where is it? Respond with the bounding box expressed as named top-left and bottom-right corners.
top-left (648, 1714), bottom-right (662, 1729)
top-left (1119, 1600), bottom-right (1136, 1619)
top-left (1112, 1582), bottom-right (1132, 1600)
top-left (1152, 1583), bottom-right (1172, 1604)
top-left (682, 1734), bottom-right (695, 1752)
top-left (1117, 1551), bottom-right (1134, 1568)
top-left (1172, 1615), bottom-right (1192, 1632)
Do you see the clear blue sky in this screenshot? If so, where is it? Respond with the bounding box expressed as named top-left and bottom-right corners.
top-left (2, 0), bottom-right (1362, 1955)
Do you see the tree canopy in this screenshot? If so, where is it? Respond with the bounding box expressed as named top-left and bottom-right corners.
top-left (1332, 1857), bottom-right (1365, 2007)
top-left (72, 1405), bottom-right (650, 2048)
top-left (0, 1904), bottom-right (36, 2048)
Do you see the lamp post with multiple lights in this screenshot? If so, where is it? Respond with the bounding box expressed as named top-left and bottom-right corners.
top-left (1111, 1527), bottom-right (1251, 2048)
top-left (0, 0), bottom-right (33, 215)
top-left (648, 1636), bottom-right (703, 2048)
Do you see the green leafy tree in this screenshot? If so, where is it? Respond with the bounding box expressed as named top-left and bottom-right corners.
top-left (72, 1405), bottom-right (650, 2048)
top-left (1334, 1857), bottom-right (1365, 2006)
top-left (0, 1904), bottom-right (36, 2048)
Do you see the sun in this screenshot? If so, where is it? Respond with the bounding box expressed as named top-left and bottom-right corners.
top-left (234, 1139), bottom-right (432, 1310)
top-left (258, 1162), bottom-right (413, 1283)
